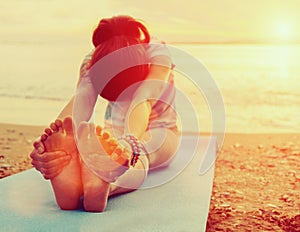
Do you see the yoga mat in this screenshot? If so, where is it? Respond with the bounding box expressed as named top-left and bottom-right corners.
top-left (0, 136), bottom-right (216, 232)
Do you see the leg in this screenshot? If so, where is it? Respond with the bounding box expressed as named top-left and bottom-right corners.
top-left (109, 155), bottom-right (149, 196)
top-left (77, 122), bottom-right (129, 212)
top-left (109, 127), bottom-right (180, 196)
top-left (143, 127), bottom-right (181, 169)
top-left (41, 117), bottom-right (82, 210)
top-left (78, 122), bottom-right (110, 212)
top-left (81, 162), bottom-right (110, 212)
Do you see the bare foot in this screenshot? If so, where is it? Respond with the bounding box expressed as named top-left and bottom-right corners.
top-left (77, 122), bottom-right (130, 212)
top-left (41, 117), bottom-right (83, 210)
top-left (77, 122), bottom-right (130, 182)
top-left (41, 117), bottom-right (77, 155)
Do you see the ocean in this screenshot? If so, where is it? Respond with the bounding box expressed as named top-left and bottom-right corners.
top-left (1, 41), bottom-right (299, 133)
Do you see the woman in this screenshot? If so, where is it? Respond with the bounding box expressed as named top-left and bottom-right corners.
top-left (30, 15), bottom-right (180, 212)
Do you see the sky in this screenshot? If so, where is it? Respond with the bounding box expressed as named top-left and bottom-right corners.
top-left (1, 0), bottom-right (300, 43)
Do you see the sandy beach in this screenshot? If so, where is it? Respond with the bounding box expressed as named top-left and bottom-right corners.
top-left (2, 0), bottom-right (300, 230)
top-left (0, 123), bottom-right (299, 231)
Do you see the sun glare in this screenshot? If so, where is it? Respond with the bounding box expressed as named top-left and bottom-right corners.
top-left (275, 22), bottom-right (292, 42)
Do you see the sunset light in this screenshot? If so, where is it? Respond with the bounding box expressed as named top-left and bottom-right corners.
top-left (1, 1), bottom-right (300, 232)
top-left (275, 22), bottom-right (293, 42)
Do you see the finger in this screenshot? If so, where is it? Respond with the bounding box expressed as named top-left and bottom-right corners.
top-left (42, 167), bottom-right (63, 180)
top-left (30, 149), bottom-right (42, 162)
top-left (33, 157), bottom-right (70, 179)
top-left (32, 161), bottom-right (42, 172)
top-left (40, 151), bottom-right (69, 162)
top-left (33, 141), bottom-right (45, 153)
top-left (31, 158), bottom-right (44, 170)
top-left (40, 156), bottom-right (71, 169)
top-left (31, 151), bottom-right (43, 164)
top-left (42, 160), bottom-right (69, 176)
top-left (42, 157), bottom-right (71, 179)
top-left (33, 151), bottom-right (68, 162)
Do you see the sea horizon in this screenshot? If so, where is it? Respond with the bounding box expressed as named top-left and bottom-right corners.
top-left (1, 41), bottom-right (299, 133)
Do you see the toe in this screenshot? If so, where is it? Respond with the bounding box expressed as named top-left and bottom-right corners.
top-left (55, 119), bottom-right (63, 128)
top-left (33, 141), bottom-right (40, 149)
top-left (96, 126), bottom-right (102, 136)
top-left (44, 128), bottom-right (52, 136)
top-left (112, 148), bottom-right (129, 167)
top-left (102, 131), bottom-right (110, 140)
top-left (109, 138), bottom-right (117, 146)
top-left (40, 134), bottom-right (48, 142)
top-left (89, 123), bottom-right (96, 134)
top-left (77, 122), bottom-right (90, 140)
top-left (50, 122), bottom-right (59, 132)
top-left (63, 117), bottom-right (73, 135)
top-left (55, 119), bottom-right (64, 133)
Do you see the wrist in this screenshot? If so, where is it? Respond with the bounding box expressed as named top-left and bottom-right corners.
top-left (118, 133), bottom-right (148, 167)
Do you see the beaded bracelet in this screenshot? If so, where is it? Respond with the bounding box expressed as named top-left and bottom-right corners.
top-left (118, 134), bottom-right (148, 167)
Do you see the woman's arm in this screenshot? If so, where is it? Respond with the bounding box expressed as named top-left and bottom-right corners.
top-left (57, 52), bottom-right (94, 120)
top-left (50, 77), bottom-right (97, 128)
top-left (72, 77), bottom-right (98, 127)
top-left (57, 96), bottom-right (75, 120)
top-left (124, 56), bottom-right (172, 138)
top-left (30, 54), bottom-right (96, 179)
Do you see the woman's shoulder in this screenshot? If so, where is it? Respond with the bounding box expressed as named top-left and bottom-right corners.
top-left (147, 37), bottom-right (171, 61)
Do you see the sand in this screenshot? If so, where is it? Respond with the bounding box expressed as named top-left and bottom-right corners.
top-left (0, 123), bottom-right (44, 178)
top-left (0, 123), bottom-right (299, 231)
top-left (206, 133), bottom-right (300, 232)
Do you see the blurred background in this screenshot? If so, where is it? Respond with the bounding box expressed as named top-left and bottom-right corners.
top-left (1, 0), bottom-right (299, 133)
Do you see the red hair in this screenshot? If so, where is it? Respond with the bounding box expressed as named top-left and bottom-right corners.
top-left (89, 15), bottom-right (150, 101)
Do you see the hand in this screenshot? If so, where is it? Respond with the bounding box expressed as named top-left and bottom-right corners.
top-left (30, 142), bottom-right (71, 180)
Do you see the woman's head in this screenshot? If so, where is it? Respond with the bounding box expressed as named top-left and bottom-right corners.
top-left (89, 15), bottom-right (150, 101)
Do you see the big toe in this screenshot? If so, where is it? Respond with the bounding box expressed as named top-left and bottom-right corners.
top-left (63, 117), bottom-right (74, 135)
top-left (77, 121), bottom-right (90, 140)
top-left (96, 126), bottom-right (103, 136)
top-left (89, 123), bottom-right (96, 135)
